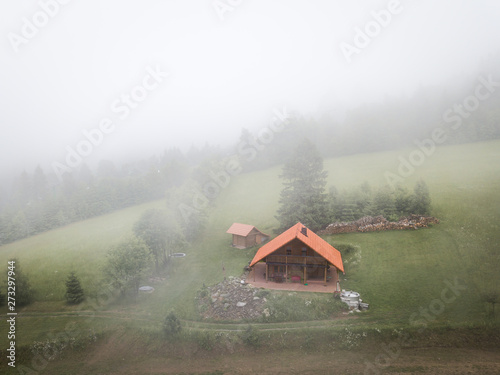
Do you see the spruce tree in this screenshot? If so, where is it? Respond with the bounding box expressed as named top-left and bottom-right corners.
top-left (275, 138), bottom-right (329, 232)
top-left (65, 272), bottom-right (84, 304)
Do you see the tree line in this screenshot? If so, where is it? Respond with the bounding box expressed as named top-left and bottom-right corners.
top-left (0, 149), bottom-right (204, 245)
top-left (329, 179), bottom-right (431, 223)
top-left (275, 139), bottom-right (431, 233)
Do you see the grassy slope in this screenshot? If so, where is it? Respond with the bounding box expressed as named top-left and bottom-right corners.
top-left (1, 140), bottom-right (499, 349)
top-left (0, 200), bottom-right (165, 302)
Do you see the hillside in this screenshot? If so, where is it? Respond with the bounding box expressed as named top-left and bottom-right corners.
top-left (1, 140), bottom-right (499, 373)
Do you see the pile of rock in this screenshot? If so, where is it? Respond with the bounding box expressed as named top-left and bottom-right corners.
top-left (197, 275), bottom-right (266, 321)
top-left (319, 215), bottom-right (439, 235)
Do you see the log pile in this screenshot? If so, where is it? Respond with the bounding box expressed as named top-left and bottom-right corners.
top-left (318, 215), bottom-right (439, 235)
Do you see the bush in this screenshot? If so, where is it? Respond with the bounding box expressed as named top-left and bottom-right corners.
top-left (197, 331), bottom-right (215, 351)
top-left (163, 311), bottom-right (182, 338)
top-left (241, 325), bottom-right (260, 347)
top-left (198, 283), bottom-right (208, 298)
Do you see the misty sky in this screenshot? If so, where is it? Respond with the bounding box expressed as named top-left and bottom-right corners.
top-left (1, 0), bottom-right (499, 176)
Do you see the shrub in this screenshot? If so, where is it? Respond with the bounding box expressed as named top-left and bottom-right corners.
top-left (197, 331), bottom-right (215, 351)
top-left (198, 283), bottom-right (208, 298)
top-left (241, 325), bottom-right (260, 347)
top-left (163, 311), bottom-right (182, 338)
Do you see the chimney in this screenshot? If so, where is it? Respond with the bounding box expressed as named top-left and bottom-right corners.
top-left (301, 227), bottom-right (308, 236)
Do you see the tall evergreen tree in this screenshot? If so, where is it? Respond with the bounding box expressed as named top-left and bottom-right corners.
top-left (64, 272), bottom-right (85, 304)
top-left (275, 138), bottom-right (329, 232)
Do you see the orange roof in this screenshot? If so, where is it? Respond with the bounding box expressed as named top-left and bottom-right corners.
top-left (226, 223), bottom-right (268, 237)
top-left (249, 222), bottom-right (344, 272)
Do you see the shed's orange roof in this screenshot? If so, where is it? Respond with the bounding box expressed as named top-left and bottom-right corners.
top-left (249, 222), bottom-right (344, 272)
top-left (226, 223), bottom-right (268, 237)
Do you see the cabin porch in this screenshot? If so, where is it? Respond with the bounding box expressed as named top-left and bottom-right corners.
top-left (246, 263), bottom-right (340, 293)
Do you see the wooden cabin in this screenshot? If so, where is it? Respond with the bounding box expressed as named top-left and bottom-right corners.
top-left (249, 222), bottom-right (344, 286)
top-left (226, 223), bottom-right (269, 249)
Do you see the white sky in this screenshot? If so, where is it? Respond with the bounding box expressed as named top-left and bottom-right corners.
top-left (1, 0), bottom-right (499, 175)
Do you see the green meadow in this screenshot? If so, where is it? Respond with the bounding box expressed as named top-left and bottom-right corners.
top-left (1, 140), bottom-right (499, 352)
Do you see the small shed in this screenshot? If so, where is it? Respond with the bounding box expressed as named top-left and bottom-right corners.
top-left (226, 223), bottom-right (269, 249)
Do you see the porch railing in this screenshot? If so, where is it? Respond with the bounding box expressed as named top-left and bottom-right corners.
top-left (266, 255), bottom-right (327, 266)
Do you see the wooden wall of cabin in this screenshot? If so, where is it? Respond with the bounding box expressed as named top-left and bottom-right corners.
top-left (271, 238), bottom-right (319, 257)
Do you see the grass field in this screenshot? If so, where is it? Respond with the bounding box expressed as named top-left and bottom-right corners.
top-left (1, 140), bottom-right (499, 372)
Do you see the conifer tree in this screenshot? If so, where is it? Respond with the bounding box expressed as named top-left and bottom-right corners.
top-left (275, 138), bottom-right (329, 232)
top-left (65, 272), bottom-right (85, 304)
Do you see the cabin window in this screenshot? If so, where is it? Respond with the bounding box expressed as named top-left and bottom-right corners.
top-left (301, 247), bottom-right (307, 256)
top-left (286, 247), bottom-right (291, 255)
top-left (274, 265), bottom-right (284, 273)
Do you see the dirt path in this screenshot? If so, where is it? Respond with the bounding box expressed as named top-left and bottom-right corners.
top-left (17, 309), bottom-right (361, 332)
